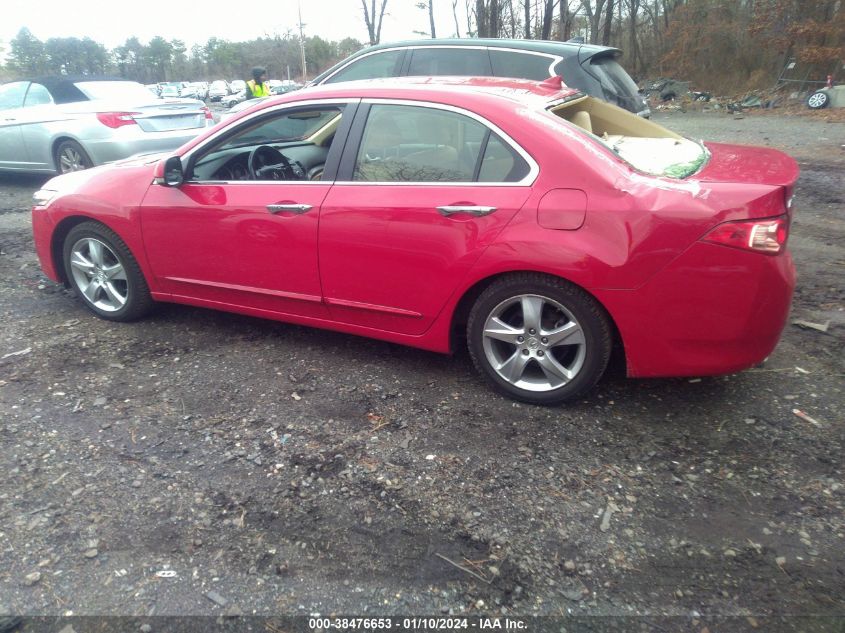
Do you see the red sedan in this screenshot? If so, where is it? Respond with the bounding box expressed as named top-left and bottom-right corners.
top-left (31, 77), bottom-right (798, 404)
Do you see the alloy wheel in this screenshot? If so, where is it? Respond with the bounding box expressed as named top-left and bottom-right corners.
top-left (481, 293), bottom-right (587, 392)
top-left (68, 238), bottom-right (129, 312)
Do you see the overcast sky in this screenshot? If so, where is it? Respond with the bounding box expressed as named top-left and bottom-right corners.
top-left (2, 0), bottom-right (470, 53)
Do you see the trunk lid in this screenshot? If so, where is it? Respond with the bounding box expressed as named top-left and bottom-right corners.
top-left (696, 142), bottom-right (799, 188)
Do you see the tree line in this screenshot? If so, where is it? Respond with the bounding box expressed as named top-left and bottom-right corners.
top-left (0, 29), bottom-right (363, 84)
top-left (2, 0), bottom-right (843, 92)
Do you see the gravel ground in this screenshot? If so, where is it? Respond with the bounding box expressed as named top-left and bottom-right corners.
top-left (0, 110), bottom-right (843, 623)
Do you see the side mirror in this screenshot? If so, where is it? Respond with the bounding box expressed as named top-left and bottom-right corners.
top-left (163, 156), bottom-right (184, 187)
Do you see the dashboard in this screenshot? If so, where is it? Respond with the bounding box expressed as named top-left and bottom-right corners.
top-left (191, 141), bottom-right (331, 182)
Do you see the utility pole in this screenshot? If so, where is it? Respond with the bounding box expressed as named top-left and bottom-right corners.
top-left (298, 1), bottom-right (307, 83)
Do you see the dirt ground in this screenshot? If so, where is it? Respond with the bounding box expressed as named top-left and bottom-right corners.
top-left (0, 110), bottom-right (843, 624)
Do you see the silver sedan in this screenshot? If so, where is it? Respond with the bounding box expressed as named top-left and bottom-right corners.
top-left (0, 78), bottom-right (215, 175)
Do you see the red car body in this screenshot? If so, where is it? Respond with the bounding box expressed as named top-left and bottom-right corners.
top-left (31, 77), bottom-right (798, 384)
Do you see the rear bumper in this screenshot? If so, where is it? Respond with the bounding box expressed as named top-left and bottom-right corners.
top-left (594, 242), bottom-right (795, 378)
top-left (83, 126), bottom-right (212, 165)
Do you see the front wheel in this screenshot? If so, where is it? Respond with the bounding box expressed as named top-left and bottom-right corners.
top-left (63, 222), bottom-right (154, 321)
top-left (467, 274), bottom-right (612, 405)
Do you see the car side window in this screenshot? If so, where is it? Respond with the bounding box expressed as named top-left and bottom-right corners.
top-left (24, 83), bottom-right (53, 107)
top-left (0, 82), bottom-right (29, 111)
top-left (326, 50), bottom-right (403, 83)
top-left (353, 104), bottom-right (526, 184)
top-left (478, 134), bottom-right (530, 182)
top-left (490, 50), bottom-right (556, 81)
top-left (406, 48), bottom-right (492, 77)
top-left (189, 105), bottom-right (345, 182)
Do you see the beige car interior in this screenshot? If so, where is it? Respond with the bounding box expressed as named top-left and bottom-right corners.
top-left (551, 96), bottom-right (708, 178)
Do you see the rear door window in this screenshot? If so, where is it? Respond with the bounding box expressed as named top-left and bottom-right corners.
top-left (406, 48), bottom-right (492, 77)
top-left (325, 50), bottom-right (404, 83)
top-left (490, 50), bottom-right (556, 80)
top-left (352, 103), bottom-right (528, 184)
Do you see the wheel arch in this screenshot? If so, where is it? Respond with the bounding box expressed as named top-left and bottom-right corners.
top-left (448, 269), bottom-right (627, 370)
top-left (51, 135), bottom-right (88, 171)
top-left (50, 215), bottom-right (107, 285)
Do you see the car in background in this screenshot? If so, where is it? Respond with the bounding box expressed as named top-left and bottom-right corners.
top-left (31, 76), bottom-right (797, 404)
top-left (269, 80), bottom-right (302, 95)
top-left (179, 82), bottom-right (200, 99)
top-left (191, 82), bottom-right (209, 100)
top-left (0, 77), bottom-right (214, 175)
top-left (807, 85), bottom-right (845, 109)
top-left (159, 82), bottom-right (182, 98)
top-left (144, 84), bottom-right (161, 97)
top-left (220, 95), bottom-right (269, 121)
top-left (208, 80), bottom-right (230, 101)
top-left (222, 89), bottom-right (247, 107)
top-left (310, 38), bottom-right (650, 117)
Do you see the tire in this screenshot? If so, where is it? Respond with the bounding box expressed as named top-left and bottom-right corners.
top-left (55, 139), bottom-right (93, 174)
top-left (807, 91), bottom-right (829, 109)
top-left (467, 274), bottom-right (612, 405)
top-left (62, 222), bottom-right (154, 322)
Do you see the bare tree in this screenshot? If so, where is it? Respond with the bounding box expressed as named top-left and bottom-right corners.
top-left (452, 0), bottom-right (463, 36)
top-left (524, 0), bottom-right (532, 38)
top-left (416, 1), bottom-right (437, 37)
top-left (601, 0), bottom-right (614, 45)
top-left (541, 0), bottom-right (557, 39)
top-left (558, 0), bottom-right (576, 40)
top-left (361, 0), bottom-right (389, 45)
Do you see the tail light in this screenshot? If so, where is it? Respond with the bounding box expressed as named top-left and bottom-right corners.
top-left (702, 216), bottom-right (789, 255)
top-left (201, 106), bottom-right (213, 120)
top-left (96, 112), bottom-right (139, 129)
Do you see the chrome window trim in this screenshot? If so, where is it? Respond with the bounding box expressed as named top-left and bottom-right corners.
top-left (179, 98), bottom-right (358, 182)
top-left (320, 45), bottom-right (563, 84)
top-left (337, 98), bottom-right (539, 187)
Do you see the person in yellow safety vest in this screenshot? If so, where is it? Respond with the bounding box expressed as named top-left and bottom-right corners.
top-left (246, 66), bottom-right (270, 100)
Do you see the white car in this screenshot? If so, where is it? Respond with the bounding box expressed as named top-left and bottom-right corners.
top-left (0, 77), bottom-right (215, 174)
top-left (208, 80), bottom-right (230, 102)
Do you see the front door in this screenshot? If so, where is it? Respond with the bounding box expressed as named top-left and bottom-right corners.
top-left (139, 101), bottom-right (352, 320)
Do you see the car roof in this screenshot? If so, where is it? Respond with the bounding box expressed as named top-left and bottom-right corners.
top-left (311, 38), bottom-right (621, 85)
top-left (358, 37), bottom-right (620, 57)
top-left (265, 75), bottom-right (581, 109)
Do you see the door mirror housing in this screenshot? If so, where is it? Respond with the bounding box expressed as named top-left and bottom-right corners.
top-left (163, 156), bottom-right (184, 187)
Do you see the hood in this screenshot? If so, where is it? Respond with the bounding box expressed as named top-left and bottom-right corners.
top-left (696, 143), bottom-right (799, 187)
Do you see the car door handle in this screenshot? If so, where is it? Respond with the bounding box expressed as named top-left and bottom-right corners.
top-left (267, 203), bottom-right (312, 214)
top-left (436, 205), bottom-right (497, 217)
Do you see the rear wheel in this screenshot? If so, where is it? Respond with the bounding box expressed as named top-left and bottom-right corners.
top-left (807, 91), bottom-right (829, 109)
top-left (62, 222), bottom-right (153, 321)
top-left (55, 139), bottom-right (93, 174)
top-left (467, 274), bottom-right (612, 405)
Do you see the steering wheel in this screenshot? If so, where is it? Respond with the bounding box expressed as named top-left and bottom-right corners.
top-left (247, 145), bottom-right (294, 180)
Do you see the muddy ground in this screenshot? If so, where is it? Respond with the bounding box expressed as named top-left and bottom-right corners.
top-left (0, 110), bottom-right (843, 624)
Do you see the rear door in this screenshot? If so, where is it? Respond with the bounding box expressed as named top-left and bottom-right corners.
top-left (0, 82), bottom-right (28, 168)
top-left (318, 100), bottom-right (536, 335)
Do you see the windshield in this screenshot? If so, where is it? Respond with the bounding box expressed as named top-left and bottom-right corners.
top-left (586, 55), bottom-right (645, 114)
top-left (75, 81), bottom-right (158, 102)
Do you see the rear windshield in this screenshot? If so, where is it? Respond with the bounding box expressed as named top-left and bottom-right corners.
top-left (76, 81), bottom-right (157, 102)
top-left (586, 56), bottom-right (643, 113)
